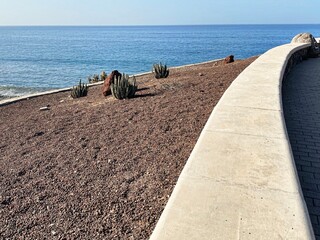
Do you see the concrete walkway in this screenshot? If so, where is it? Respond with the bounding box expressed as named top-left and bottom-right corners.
top-left (150, 43), bottom-right (314, 239)
top-left (283, 57), bottom-right (320, 239)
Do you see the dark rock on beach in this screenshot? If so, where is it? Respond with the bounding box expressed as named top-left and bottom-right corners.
top-left (224, 55), bottom-right (234, 64)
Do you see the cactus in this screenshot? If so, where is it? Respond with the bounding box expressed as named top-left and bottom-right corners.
top-left (152, 63), bottom-right (169, 79)
top-left (88, 71), bottom-right (107, 83)
top-left (111, 73), bottom-right (137, 100)
top-left (87, 74), bottom-right (100, 83)
top-left (100, 71), bottom-right (107, 81)
top-left (71, 80), bottom-right (88, 98)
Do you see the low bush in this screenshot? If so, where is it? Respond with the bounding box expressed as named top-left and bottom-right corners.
top-left (88, 71), bottom-right (107, 83)
top-left (71, 80), bottom-right (88, 98)
top-left (152, 63), bottom-right (169, 79)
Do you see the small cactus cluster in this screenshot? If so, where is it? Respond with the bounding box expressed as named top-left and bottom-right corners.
top-left (71, 80), bottom-right (88, 98)
top-left (152, 63), bottom-right (169, 79)
top-left (100, 71), bottom-right (107, 80)
top-left (88, 71), bottom-right (107, 83)
top-left (111, 73), bottom-right (137, 100)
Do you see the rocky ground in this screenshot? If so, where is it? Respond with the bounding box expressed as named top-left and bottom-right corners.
top-left (0, 57), bottom-right (256, 239)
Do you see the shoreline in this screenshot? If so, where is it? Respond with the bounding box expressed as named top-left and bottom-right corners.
top-left (0, 58), bottom-right (224, 107)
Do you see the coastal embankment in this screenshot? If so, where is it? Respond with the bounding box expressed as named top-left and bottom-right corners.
top-left (0, 57), bottom-right (256, 239)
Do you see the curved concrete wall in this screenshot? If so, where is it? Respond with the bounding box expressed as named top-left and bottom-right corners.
top-left (150, 42), bottom-right (316, 239)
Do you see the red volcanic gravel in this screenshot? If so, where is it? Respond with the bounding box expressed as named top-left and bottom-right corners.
top-left (0, 57), bottom-right (256, 239)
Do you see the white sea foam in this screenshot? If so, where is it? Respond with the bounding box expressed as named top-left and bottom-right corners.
top-left (0, 85), bottom-right (46, 99)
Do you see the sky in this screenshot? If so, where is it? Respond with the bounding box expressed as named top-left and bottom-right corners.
top-left (0, 0), bottom-right (319, 26)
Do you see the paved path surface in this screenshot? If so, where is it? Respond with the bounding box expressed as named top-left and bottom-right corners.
top-left (283, 57), bottom-right (320, 239)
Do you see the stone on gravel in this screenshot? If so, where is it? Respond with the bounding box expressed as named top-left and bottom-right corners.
top-left (40, 106), bottom-right (50, 111)
top-left (224, 55), bottom-right (234, 64)
top-left (102, 70), bottom-right (121, 96)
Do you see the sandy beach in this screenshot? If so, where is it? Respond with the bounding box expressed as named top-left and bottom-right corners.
top-left (0, 57), bottom-right (256, 239)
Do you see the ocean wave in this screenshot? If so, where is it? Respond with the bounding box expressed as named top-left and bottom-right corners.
top-left (0, 85), bottom-right (51, 99)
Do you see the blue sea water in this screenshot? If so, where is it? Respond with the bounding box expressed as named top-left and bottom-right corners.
top-left (0, 24), bottom-right (319, 98)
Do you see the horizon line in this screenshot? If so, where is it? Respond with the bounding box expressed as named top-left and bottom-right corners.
top-left (0, 23), bottom-right (320, 27)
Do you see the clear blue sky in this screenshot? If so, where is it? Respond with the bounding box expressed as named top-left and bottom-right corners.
top-left (0, 0), bottom-right (319, 26)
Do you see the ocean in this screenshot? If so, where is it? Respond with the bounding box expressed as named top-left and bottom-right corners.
top-left (0, 24), bottom-right (319, 98)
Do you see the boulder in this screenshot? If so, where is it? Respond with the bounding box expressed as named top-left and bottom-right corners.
top-left (291, 33), bottom-right (319, 57)
top-left (224, 55), bottom-right (234, 64)
top-left (102, 70), bottom-right (122, 96)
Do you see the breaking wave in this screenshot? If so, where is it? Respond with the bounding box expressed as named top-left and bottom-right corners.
top-left (0, 85), bottom-right (52, 100)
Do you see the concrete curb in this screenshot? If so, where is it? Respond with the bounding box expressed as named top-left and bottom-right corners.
top-left (150, 42), bottom-right (315, 239)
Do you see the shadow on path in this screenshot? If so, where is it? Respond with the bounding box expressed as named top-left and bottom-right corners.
top-left (282, 57), bottom-right (320, 239)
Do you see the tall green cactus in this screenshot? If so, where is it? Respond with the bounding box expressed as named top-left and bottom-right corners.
top-left (111, 73), bottom-right (137, 100)
top-left (71, 80), bottom-right (88, 98)
top-left (152, 62), bottom-right (169, 79)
